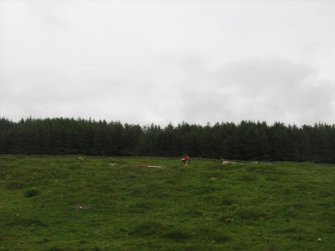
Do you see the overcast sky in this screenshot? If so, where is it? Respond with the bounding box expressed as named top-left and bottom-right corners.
top-left (1, 0), bottom-right (335, 126)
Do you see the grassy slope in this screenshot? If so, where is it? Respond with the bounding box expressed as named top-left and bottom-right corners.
top-left (0, 156), bottom-right (334, 251)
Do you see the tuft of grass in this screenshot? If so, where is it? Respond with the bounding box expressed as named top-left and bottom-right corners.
top-left (195, 227), bottom-right (231, 243)
top-left (220, 197), bottom-right (237, 206)
top-left (163, 229), bottom-right (192, 241)
top-left (47, 247), bottom-right (66, 251)
top-left (238, 174), bottom-right (258, 181)
top-left (24, 187), bottom-right (40, 197)
top-left (235, 207), bottom-right (268, 221)
top-left (129, 221), bottom-right (166, 237)
top-left (6, 181), bottom-right (26, 189)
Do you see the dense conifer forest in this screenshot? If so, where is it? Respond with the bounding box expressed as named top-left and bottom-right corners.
top-left (0, 118), bottom-right (334, 162)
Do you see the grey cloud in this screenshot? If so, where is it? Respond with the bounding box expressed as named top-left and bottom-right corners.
top-left (0, 68), bottom-right (182, 124)
top-left (214, 58), bottom-right (314, 90)
top-left (1, 1), bottom-right (335, 125)
top-left (179, 57), bottom-right (335, 125)
top-left (27, 1), bottom-right (75, 29)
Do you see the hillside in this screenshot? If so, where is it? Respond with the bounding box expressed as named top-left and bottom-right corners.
top-left (0, 156), bottom-right (334, 250)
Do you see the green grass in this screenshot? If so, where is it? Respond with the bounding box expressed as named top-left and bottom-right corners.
top-left (0, 156), bottom-right (334, 250)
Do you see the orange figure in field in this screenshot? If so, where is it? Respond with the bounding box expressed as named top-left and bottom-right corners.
top-left (181, 153), bottom-right (191, 165)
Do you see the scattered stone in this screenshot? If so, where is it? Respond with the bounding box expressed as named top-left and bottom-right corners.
top-left (222, 160), bottom-right (235, 165)
top-left (75, 205), bottom-right (91, 211)
top-left (135, 164), bottom-right (149, 170)
top-left (225, 217), bottom-right (234, 223)
top-left (134, 164), bottom-right (162, 169)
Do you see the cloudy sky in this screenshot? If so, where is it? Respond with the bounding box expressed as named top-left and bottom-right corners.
top-left (1, 0), bottom-right (335, 125)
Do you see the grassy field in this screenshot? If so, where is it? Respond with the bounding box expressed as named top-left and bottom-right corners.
top-left (0, 156), bottom-right (334, 251)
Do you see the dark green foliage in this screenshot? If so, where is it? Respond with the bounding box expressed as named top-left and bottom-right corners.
top-left (1, 118), bottom-right (335, 162)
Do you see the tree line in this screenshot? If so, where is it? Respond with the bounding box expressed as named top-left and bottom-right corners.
top-left (0, 117), bottom-right (334, 162)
